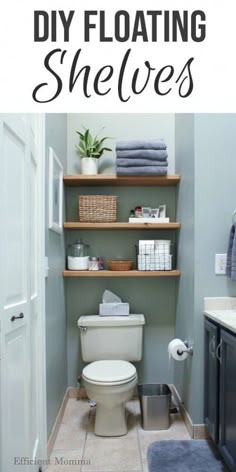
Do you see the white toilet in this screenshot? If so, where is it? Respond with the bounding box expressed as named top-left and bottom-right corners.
top-left (77, 314), bottom-right (145, 437)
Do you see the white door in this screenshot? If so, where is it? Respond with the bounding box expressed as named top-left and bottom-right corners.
top-left (28, 115), bottom-right (45, 470)
top-left (0, 114), bottom-right (46, 472)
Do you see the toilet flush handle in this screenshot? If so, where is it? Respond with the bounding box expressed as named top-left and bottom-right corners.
top-left (79, 325), bottom-right (87, 332)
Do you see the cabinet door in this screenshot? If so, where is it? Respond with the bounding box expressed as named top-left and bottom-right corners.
top-left (204, 319), bottom-right (219, 442)
top-left (219, 329), bottom-right (236, 471)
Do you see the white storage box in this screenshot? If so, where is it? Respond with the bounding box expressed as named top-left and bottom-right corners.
top-left (129, 217), bottom-right (170, 223)
top-left (99, 303), bottom-right (130, 316)
top-left (155, 240), bottom-right (171, 253)
top-left (138, 240), bottom-right (171, 255)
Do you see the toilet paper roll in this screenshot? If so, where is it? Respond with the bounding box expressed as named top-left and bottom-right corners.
top-left (168, 338), bottom-right (189, 361)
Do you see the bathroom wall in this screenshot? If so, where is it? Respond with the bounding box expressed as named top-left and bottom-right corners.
top-left (43, 113), bottom-right (236, 431)
top-left (65, 113), bottom-right (177, 387)
top-left (192, 114), bottom-right (236, 423)
top-left (174, 114), bottom-right (195, 414)
top-left (45, 114), bottom-right (68, 437)
top-left (175, 114), bottom-right (236, 424)
top-left (55, 112), bottom-right (236, 426)
top-left (67, 113), bottom-right (175, 174)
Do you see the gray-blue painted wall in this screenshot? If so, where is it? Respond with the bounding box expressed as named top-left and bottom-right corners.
top-left (67, 114), bottom-right (175, 174)
top-left (45, 114), bottom-right (68, 437)
top-left (174, 114), bottom-right (195, 413)
top-left (65, 113), bottom-right (177, 388)
top-left (175, 114), bottom-right (236, 424)
top-left (192, 114), bottom-right (236, 423)
top-left (45, 113), bottom-right (236, 431)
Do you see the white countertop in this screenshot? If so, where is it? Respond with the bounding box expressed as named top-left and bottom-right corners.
top-left (204, 309), bottom-right (236, 334)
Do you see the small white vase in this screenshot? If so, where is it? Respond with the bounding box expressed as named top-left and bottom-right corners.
top-left (81, 157), bottom-right (98, 175)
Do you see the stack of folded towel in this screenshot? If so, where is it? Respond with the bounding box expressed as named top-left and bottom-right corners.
top-left (116, 139), bottom-right (168, 176)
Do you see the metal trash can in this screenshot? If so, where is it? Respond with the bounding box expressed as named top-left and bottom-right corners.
top-left (138, 384), bottom-right (171, 430)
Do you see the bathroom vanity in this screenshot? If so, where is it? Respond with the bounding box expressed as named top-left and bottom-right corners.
top-left (204, 300), bottom-right (236, 471)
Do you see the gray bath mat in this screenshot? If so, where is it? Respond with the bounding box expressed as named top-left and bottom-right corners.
top-left (147, 440), bottom-right (228, 471)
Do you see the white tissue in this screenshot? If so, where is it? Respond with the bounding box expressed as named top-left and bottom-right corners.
top-left (100, 290), bottom-right (129, 316)
top-left (102, 290), bottom-right (122, 303)
top-left (168, 339), bottom-right (189, 362)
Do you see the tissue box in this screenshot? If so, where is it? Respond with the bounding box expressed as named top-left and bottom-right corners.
top-left (99, 303), bottom-right (130, 316)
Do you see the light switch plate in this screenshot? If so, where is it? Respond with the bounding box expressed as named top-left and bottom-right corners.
top-left (215, 254), bottom-right (227, 275)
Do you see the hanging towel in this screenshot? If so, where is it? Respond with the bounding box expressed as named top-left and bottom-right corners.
top-left (226, 224), bottom-right (236, 280)
top-left (116, 158), bottom-right (168, 167)
top-left (116, 149), bottom-right (168, 160)
top-left (116, 166), bottom-right (167, 176)
top-left (116, 139), bottom-right (167, 150)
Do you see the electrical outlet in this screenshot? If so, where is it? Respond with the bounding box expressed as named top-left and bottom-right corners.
top-left (215, 254), bottom-right (227, 275)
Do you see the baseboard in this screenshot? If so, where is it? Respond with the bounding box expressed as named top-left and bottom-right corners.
top-left (170, 384), bottom-right (209, 439)
top-left (68, 386), bottom-right (88, 399)
top-left (170, 384), bottom-right (194, 438)
top-left (193, 424), bottom-right (209, 439)
top-left (68, 386), bottom-right (139, 400)
top-left (47, 389), bottom-right (69, 457)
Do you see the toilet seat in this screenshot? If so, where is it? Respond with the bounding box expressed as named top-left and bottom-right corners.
top-left (82, 360), bottom-right (137, 386)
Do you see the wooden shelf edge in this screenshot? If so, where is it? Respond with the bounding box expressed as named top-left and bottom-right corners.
top-left (63, 270), bottom-right (181, 277)
top-left (63, 174), bottom-right (180, 187)
top-left (64, 222), bottom-right (181, 230)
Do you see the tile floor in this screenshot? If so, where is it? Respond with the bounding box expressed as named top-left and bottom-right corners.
top-left (47, 397), bottom-right (191, 472)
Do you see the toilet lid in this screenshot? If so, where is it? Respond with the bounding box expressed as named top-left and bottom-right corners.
top-left (82, 360), bottom-right (137, 385)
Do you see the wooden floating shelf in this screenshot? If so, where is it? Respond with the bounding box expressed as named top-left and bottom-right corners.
top-left (63, 270), bottom-right (181, 277)
top-left (64, 222), bottom-right (180, 230)
top-left (63, 175), bottom-right (180, 187)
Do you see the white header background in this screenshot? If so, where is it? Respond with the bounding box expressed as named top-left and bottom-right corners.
top-left (0, 0), bottom-right (236, 112)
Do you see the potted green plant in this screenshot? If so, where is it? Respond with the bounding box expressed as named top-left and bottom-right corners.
top-left (76, 127), bottom-right (112, 175)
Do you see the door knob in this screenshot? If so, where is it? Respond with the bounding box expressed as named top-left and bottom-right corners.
top-left (11, 313), bottom-right (24, 322)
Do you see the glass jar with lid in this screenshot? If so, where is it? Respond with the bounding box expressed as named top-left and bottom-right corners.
top-left (68, 239), bottom-right (90, 257)
top-left (67, 239), bottom-right (90, 270)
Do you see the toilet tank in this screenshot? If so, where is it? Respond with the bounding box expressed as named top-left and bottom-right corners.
top-left (78, 314), bottom-right (145, 362)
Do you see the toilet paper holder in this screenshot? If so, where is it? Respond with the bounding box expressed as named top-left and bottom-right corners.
top-left (177, 340), bottom-right (193, 357)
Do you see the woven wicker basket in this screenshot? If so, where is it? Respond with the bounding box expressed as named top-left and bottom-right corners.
top-left (79, 195), bottom-right (117, 222)
top-left (108, 260), bottom-right (133, 271)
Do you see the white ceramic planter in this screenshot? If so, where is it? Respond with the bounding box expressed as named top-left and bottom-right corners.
top-left (81, 157), bottom-right (98, 175)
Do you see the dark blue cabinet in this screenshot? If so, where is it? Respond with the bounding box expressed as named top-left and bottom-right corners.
top-left (205, 318), bottom-right (236, 471)
top-left (204, 318), bottom-right (220, 442)
top-left (219, 329), bottom-right (236, 470)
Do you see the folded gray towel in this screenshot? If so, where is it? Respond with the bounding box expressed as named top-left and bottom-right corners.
top-left (226, 224), bottom-right (236, 281)
top-left (116, 149), bottom-right (168, 160)
top-left (116, 166), bottom-right (167, 176)
top-left (116, 158), bottom-right (168, 167)
top-left (116, 139), bottom-right (167, 150)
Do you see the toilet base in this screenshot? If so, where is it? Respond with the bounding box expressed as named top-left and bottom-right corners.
top-left (83, 375), bottom-right (137, 437)
top-left (95, 403), bottom-right (127, 437)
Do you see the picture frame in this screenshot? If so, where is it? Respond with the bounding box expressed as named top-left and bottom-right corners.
top-left (48, 147), bottom-right (63, 234)
top-left (159, 204), bottom-right (166, 218)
